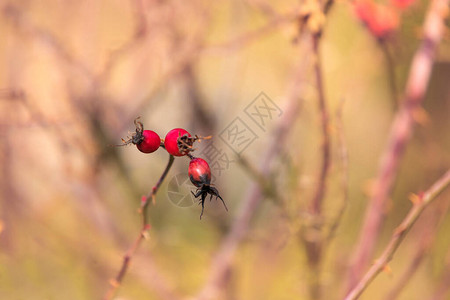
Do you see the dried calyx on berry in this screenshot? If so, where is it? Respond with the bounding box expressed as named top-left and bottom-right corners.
top-left (120, 118), bottom-right (161, 154)
top-left (188, 157), bottom-right (228, 219)
top-left (164, 128), bottom-right (210, 157)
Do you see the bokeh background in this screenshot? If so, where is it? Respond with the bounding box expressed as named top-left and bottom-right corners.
top-left (1, 0), bottom-right (449, 299)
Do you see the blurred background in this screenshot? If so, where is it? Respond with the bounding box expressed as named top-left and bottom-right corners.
top-left (0, 0), bottom-right (449, 299)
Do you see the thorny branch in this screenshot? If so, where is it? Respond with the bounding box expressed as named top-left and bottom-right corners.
top-left (347, 0), bottom-right (449, 290)
top-left (384, 203), bottom-right (448, 300)
top-left (103, 155), bottom-right (176, 300)
top-left (344, 169), bottom-right (450, 300)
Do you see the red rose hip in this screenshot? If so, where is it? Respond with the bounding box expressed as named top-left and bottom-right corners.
top-left (136, 130), bottom-right (161, 153)
top-left (164, 128), bottom-right (192, 156)
top-left (119, 118), bottom-right (161, 154)
top-left (188, 158), bottom-right (211, 187)
top-left (188, 157), bottom-right (227, 219)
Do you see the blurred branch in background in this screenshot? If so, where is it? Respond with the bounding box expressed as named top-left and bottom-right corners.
top-left (379, 40), bottom-right (400, 110)
top-left (299, 32), bottom-right (330, 300)
top-left (347, 0), bottom-right (449, 290)
top-left (326, 98), bottom-right (349, 243)
top-left (383, 203), bottom-right (445, 300)
top-left (296, 1), bottom-right (337, 298)
top-left (344, 169), bottom-right (450, 300)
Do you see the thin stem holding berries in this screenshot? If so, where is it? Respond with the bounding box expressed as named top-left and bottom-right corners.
top-left (103, 154), bottom-right (175, 300)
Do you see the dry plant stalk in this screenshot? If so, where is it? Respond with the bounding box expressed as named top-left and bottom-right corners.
top-left (347, 0), bottom-right (449, 289)
top-left (299, 32), bottom-right (331, 300)
top-left (103, 155), bottom-right (175, 300)
top-left (384, 204), bottom-right (447, 300)
top-left (344, 169), bottom-right (450, 300)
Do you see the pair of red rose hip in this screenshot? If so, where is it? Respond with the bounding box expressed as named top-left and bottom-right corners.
top-left (123, 118), bottom-right (192, 156)
top-left (122, 119), bottom-right (227, 219)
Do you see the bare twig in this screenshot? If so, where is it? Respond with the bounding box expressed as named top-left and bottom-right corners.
top-left (298, 33), bottom-right (332, 300)
top-left (326, 98), bottom-right (349, 243)
top-left (344, 169), bottom-right (450, 300)
top-left (347, 0), bottom-right (449, 289)
top-left (310, 34), bottom-right (331, 216)
top-left (384, 203), bottom-right (447, 300)
top-left (383, 240), bottom-right (429, 300)
top-left (379, 40), bottom-right (399, 110)
top-left (103, 155), bottom-right (175, 300)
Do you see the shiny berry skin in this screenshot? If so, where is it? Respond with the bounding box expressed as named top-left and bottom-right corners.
top-left (188, 157), bottom-right (227, 219)
top-left (136, 130), bottom-right (161, 153)
top-left (188, 158), bottom-right (211, 187)
top-left (164, 128), bottom-right (192, 156)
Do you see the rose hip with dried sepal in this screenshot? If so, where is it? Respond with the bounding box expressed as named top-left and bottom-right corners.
top-left (136, 130), bottom-right (161, 153)
top-left (164, 128), bottom-right (192, 156)
top-left (188, 157), bottom-right (228, 219)
top-left (189, 157), bottom-right (211, 188)
top-left (164, 128), bottom-right (212, 157)
top-left (119, 118), bottom-right (161, 154)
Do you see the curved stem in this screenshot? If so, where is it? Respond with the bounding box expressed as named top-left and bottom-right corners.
top-left (300, 33), bottom-right (331, 300)
top-left (103, 154), bottom-right (175, 300)
top-left (310, 33), bottom-right (331, 216)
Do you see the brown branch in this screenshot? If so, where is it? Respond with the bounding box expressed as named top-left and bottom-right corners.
top-left (383, 241), bottom-right (428, 300)
top-left (103, 155), bottom-right (175, 300)
top-left (379, 40), bottom-right (399, 110)
top-left (384, 203), bottom-right (447, 300)
top-left (347, 0), bottom-right (449, 289)
top-left (310, 34), bottom-right (331, 216)
top-left (298, 33), bottom-right (332, 300)
top-left (326, 98), bottom-right (349, 243)
top-left (344, 169), bottom-right (450, 300)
